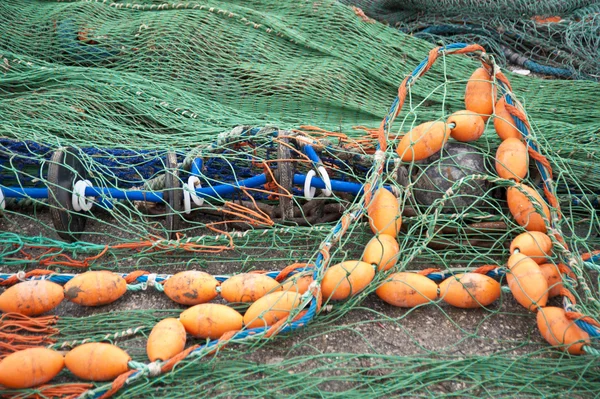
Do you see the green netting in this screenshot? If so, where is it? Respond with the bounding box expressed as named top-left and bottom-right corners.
top-left (0, 1), bottom-right (600, 398)
top-left (341, 0), bottom-right (600, 79)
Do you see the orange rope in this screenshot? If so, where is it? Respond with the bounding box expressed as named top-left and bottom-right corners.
top-left (566, 311), bottom-right (600, 328)
top-left (161, 345), bottom-right (201, 374)
top-left (97, 370), bottom-right (138, 399)
top-left (0, 313), bottom-right (58, 359)
top-left (32, 384), bottom-right (94, 399)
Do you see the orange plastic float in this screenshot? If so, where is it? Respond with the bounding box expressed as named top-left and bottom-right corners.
top-left (464, 67), bottom-right (496, 121)
top-left (0, 347), bottom-right (64, 389)
top-left (220, 273), bottom-right (280, 303)
top-left (510, 231), bottom-right (552, 264)
top-left (243, 291), bottom-right (302, 329)
top-left (146, 318), bottom-right (187, 361)
top-left (362, 234), bottom-right (400, 271)
top-left (506, 183), bottom-right (551, 232)
top-left (64, 271), bottom-right (127, 306)
top-left (180, 303), bottom-right (243, 339)
top-left (0, 280), bottom-right (64, 316)
top-left (495, 138), bottom-right (529, 181)
top-left (536, 307), bottom-right (590, 354)
top-left (65, 343), bottom-right (131, 381)
top-left (280, 272), bottom-right (313, 294)
top-left (447, 110), bottom-right (485, 142)
top-left (507, 253), bottom-right (548, 311)
top-left (494, 97), bottom-right (522, 140)
top-left (375, 272), bottom-right (438, 307)
top-left (367, 187), bottom-right (402, 237)
top-left (163, 271), bottom-right (219, 305)
top-left (321, 260), bottom-right (375, 301)
top-left (395, 121), bottom-right (450, 162)
top-left (438, 273), bottom-right (501, 308)
top-left (539, 263), bottom-right (563, 298)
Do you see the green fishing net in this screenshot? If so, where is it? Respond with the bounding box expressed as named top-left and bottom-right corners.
top-left (0, 1), bottom-right (599, 398)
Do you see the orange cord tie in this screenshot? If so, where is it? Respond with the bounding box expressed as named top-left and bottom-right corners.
top-left (124, 270), bottom-right (149, 284)
top-left (275, 263), bottom-right (312, 282)
top-left (472, 265), bottom-right (499, 275)
top-left (580, 251), bottom-right (600, 262)
top-left (560, 288), bottom-right (577, 306)
top-left (557, 263), bottom-right (576, 280)
top-left (418, 268), bottom-right (442, 276)
top-left (351, 6), bottom-right (375, 23)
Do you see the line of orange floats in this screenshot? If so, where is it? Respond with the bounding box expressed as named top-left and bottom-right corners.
top-left (0, 67), bottom-right (591, 390)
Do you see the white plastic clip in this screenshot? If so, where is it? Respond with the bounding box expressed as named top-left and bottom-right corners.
top-left (72, 180), bottom-right (94, 212)
top-left (183, 176), bottom-right (204, 213)
top-left (304, 166), bottom-right (332, 199)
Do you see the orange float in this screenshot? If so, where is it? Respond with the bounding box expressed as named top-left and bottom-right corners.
top-left (465, 67), bottom-right (496, 121)
top-left (447, 110), bottom-right (485, 142)
top-left (396, 121), bottom-right (450, 162)
top-left (509, 231), bottom-right (552, 264)
top-left (494, 97), bottom-right (522, 141)
top-left (147, 318), bottom-right (187, 361)
top-left (438, 273), bottom-right (501, 308)
top-left (367, 187), bottom-right (401, 237)
top-left (65, 343), bottom-right (131, 381)
top-left (362, 234), bottom-right (400, 271)
top-left (244, 291), bottom-right (302, 329)
top-left (64, 271), bottom-right (127, 306)
top-left (0, 280), bottom-right (64, 316)
top-left (537, 307), bottom-right (590, 355)
top-left (375, 272), bottom-right (438, 307)
top-left (163, 271), bottom-right (219, 305)
top-left (495, 138), bottom-right (529, 181)
top-left (0, 348), bottom-right (64, 389)
top-left (280, 272), bottom-right (313, 295)
top-left (180, 303), bottom-right (243, 339)
top-left (507, 253), bottom-right (548, 311)
top-left (539, 263), bottom-right (563, 298)
top-left (321, 260), bottom-right (375, 301)
top-left (220, 273), bottom-right (280, 303)
top-left (507, 183), bottom-right (550, 233)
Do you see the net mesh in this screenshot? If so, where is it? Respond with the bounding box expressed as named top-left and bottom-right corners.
top-left (0, 1), bottom-right (599, 398)
top-left (341, 0), bottom-right (600, 80)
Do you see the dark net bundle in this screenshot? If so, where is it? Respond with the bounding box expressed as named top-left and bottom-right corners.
top-left (341, 0), bottom-right (600, 80)
top-left (0, 1), bottom-right (599, 398)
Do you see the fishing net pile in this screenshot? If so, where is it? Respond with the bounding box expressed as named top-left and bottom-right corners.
top-left (0, 1), bottom-right (600, 398)
top-left (341, 0), bottom-right (600, 80)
